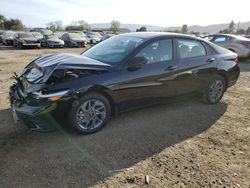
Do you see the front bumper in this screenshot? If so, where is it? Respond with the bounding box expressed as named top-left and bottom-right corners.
top-left (48, 43), bottom-right (64, 48)
top-left (9, 84), bottom-right (59, 132)
top-left (5, 39), bottom-right (13, 45)
top-left (22, 43), bottom-right (41, 48)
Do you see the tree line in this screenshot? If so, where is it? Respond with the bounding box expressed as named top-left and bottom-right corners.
top-left (0, 14), bottom-right (25, 30)
top-left (1, 14), bottom-right (250, 35)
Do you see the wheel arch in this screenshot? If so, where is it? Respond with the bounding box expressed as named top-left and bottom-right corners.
top-left (217, 71), bottom-right (229, 90)
top-left (78, 85), bottom-right (118, 117)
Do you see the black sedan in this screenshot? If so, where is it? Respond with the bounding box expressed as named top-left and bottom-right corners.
top-left (10, 32), bottom-right (240, 134)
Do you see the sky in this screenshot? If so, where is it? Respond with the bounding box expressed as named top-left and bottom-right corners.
top-left (0, 0), bottom-right (250, 28)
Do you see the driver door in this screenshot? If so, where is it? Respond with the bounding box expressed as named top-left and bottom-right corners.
top-left (117, 38), bottom-right (179, 110)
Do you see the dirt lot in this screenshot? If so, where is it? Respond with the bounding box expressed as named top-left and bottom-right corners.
top-left (0, 45), bottom-right (249, 188)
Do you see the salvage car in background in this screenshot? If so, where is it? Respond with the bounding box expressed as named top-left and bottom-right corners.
top-left (0, 30), bottom-right (4, 43)
top-left (13, 32), bottom-right (41, 48)
top-left (85, 32), bottom-right (102, 44)
top-left (31, 32), bottom-right (43, 41)
top-left (73, 31), bottom-right (87, 44)
top-left (54, 31), bottom-right (67, 38)
top-left (203, 34), bottom-right (250, 58)
top-left (41, 34), bottom-right (64, 48)
top-left (60, 32), bottom-right (86, 47)
top-left (40, 29), bottom-right (53, 36)
top-left (10, 32), bottom-right (240, 134)
top-left (2, 31), bottom-right (15, 45)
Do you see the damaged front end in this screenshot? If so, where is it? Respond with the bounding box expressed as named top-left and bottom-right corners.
top-left (9, 53), bottom-right (110, 132)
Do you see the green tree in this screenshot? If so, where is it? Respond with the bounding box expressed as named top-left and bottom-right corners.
top-left (65, 20), bottom-right (91, 31)
top-left (174, 29), bottom-right (181, 33)
top-left (4, 18), bottom-right (25, 30)
top-left (77, 20), bottom-right (91, 31)
top-left (46, 20), bottom-right (63, 31)
top-left (228, 20), bottom-right (235, 33)
top-left (110, 20), bottom-right (120, 33)
top-left (181, 24), bottom-right (188, 33)
top-left (0, 14), bottom-right (7, 29)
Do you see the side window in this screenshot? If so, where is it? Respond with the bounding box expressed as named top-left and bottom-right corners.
top-left (203, 36), bottom-right (214, 41)
top-left (136, 39), bottom-right (172, 64)
top-left (214, 36), bottom-right (228, 42)
top-left (177, 39), bottom-right (206, 58)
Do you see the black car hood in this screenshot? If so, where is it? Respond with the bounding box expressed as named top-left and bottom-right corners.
top-left (34, 53), bottom-right (110, 70)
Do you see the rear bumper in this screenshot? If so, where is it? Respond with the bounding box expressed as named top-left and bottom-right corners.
top-left (227, 65), bottom-right (240, 88)
top-left (9, 84), bottom-right (59, 132)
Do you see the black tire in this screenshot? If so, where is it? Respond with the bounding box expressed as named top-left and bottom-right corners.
top-left (69, 92), bottom-right (111, 134)
top-left (203, 75), bottom-right (226, 104)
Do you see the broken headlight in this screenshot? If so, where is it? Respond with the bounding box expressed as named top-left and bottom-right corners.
top-left (26, 66), bottom-right (44, 82)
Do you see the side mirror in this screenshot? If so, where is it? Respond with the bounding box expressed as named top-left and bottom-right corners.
top-left (127, 56), bottom-right (147, 71)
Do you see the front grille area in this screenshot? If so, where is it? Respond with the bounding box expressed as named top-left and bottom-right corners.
top-left (77, 42), bottom-right (85, 46)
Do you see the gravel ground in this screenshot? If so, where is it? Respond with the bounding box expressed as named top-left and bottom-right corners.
top-left (0, 45), bottom-right (249, 188)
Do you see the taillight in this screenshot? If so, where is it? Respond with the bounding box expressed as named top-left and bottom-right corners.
top-left (238, 41), bottom-right (250, 46)
top-left (235, 58), bottom-right (240, 65)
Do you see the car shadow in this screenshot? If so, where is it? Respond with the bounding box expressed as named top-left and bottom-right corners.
top-left (0, 97), bottom-right (228, 187)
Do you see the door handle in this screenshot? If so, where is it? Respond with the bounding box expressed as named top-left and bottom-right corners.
top-left (165, 65), bottom-right (178, 71)
top-left (207, 57), bottom-right (215, 62)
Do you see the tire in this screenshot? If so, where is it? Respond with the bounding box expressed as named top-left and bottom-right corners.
top-left (69, 92), bottom-right (111, 134)
top-left (203, 75), bottom-right (226, 104)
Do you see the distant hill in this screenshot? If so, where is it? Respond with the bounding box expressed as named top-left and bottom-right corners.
top-left (90, 21), bottom-right (250, 34)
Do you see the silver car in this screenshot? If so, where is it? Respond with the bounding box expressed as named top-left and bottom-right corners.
top-left (85, 32), bottom-right (102, 44)
top-left (31, 32), bottom-right (43, 41)
top-left (41, 34), bottom-right (64, 48)
top-left (203, 34), bottom-right (250, 58)
top-left (2, 31), bottom-right (16, 45)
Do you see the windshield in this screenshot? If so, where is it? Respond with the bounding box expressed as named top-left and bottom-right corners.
top-left (32, 32), bottom-right (43, 37)
top-left (46, 35), bottom-right (59, 40)
top-left (82, 36), bottom-right (144, 64)
top-left (68, 33), bottom-right (82, 40)
top-left (4, 32), bottom-right (15, 37)
top-left (19, 33), bottom-right (34, 38)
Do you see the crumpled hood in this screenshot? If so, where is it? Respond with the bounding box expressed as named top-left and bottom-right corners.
top-left (34, 53), bottom-right (110, 70)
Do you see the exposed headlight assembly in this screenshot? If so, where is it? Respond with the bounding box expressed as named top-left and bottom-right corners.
top-left (33, 90), bottom-right (70, 101)
top-left (26, 65), bottom-right (44, 82)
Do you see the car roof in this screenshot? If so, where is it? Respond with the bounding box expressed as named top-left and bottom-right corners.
top-left (119, 32), bottom-right (198, 40)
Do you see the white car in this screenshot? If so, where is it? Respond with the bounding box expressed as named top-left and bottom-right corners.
top-left (85, 32), bottom-right (102, 44)
top-left (203, 34), bottom-right (250, 58)
top-left (2, 31), bottom-right (16, 45)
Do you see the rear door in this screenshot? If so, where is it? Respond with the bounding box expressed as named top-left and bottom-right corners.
top-left (175, 38), bottom-right (218, 93)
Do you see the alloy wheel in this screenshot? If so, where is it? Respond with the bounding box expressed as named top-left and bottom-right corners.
top-left (76, 99), bottom-right (106, 130)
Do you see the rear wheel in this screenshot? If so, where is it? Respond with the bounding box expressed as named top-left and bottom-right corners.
top-left (69, 92), bottom-right (111, 134)
top-left (203, 75), bottom-right (226, 104)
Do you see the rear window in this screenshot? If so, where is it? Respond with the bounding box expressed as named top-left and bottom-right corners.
top-left (207, 41), bottom-right (231, 54)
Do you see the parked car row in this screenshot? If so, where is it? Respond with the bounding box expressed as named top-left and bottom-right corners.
top-left (0, 30), bottom-right (116, 49)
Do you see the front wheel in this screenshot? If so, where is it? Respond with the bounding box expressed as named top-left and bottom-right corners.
top-left (69, 92), bottom-right (111, 134)
top-left (203, 75), bottom-right (226, 104)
